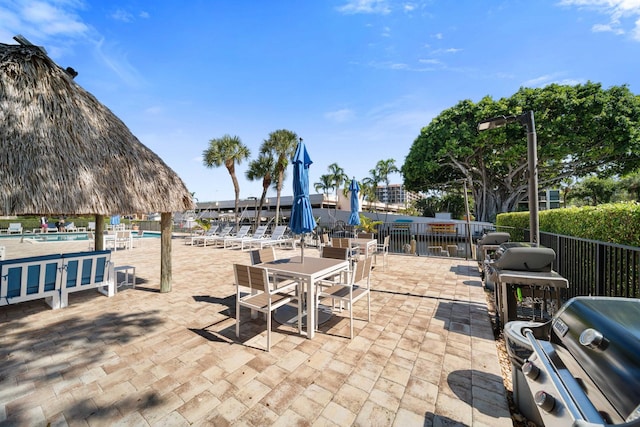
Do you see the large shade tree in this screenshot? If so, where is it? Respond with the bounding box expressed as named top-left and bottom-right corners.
top-left (260, 129), bottom-right (298, 225)
top-left (203, 134), bottom-right (251, 226)
top-left (402, 82), bottom-right (640, 222)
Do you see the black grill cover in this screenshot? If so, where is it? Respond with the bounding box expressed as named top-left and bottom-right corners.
top-left (492, 244), bottom-right (556, 272)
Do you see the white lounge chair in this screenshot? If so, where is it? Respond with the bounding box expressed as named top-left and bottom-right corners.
top-left (217, 225), bottom-right (251, 248)
top-left (202, 226), bottom-right (233, 247)
top-left (7, 223), bottom-right (22, 234)
top-left (188, 225), bottom-right (219, 246)
top-left (224, 225), bottom-right (268, 250)
top-left (247, 225), bottom-right (293, 250)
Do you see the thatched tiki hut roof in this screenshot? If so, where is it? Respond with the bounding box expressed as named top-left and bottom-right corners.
top-left (0, 41), bottom-right (194, 292)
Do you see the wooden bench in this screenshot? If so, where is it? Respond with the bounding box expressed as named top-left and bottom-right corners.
top-left (0, 250), bottom-right (115, 309)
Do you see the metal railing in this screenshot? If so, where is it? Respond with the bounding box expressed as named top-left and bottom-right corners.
top-left (539, 231), bottom-right (640, 299)
top-left (315, 220), bottom-right (494, 258)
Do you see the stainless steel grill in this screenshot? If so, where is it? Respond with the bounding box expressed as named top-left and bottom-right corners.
top-left (505, 296), bottom-right (640, 426)
top-left (486, 243), bottom-right (568, 325)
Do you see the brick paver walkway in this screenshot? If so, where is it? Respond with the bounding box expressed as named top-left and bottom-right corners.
top-left (0, 237), bottom-right (512, 426)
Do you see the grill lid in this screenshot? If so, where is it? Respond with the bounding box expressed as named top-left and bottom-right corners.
top-left (552, 296), bottom-right (640, 421)
top-left (492, 244), bottom-right (556, 272)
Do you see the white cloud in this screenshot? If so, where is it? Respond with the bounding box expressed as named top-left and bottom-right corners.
top-left (521, 73), bottom-right (585, 87)
top-left (418, 58), bottom-right (442, 65)
top-left (559, 0), bottom-right (640, 40)
top-left (111, 9), bottom-right (134, 23)
top-left (93, 37), bottom-right (145, 87)
top-left (325, 108), bottom-right (356, 123)
top-left (336, 0), bottom-right (391, 15)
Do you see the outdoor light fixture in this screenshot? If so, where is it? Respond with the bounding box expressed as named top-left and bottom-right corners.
top-left (477, 111), bottom-right (540, 246)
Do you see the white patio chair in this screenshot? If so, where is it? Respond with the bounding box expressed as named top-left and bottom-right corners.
top-left (317, 256), bottom-right (373, 339)
top-left (373, 235), bottom-right (390, 271)
top-left (234, 263), bottom-right (300, 351)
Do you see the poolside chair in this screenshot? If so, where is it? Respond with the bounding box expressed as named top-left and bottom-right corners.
top-left (215, 225), bottom-right (250, 248)
top-left (238, 225), bottom-right (271, 250)
top-left (64, 222), bottom-right (77, 232)
top-left (201, 225), bottom-right (233, 247)
top-left (234, 263), bottom-right (301, 351)
top-left (7, 223), bottom-right (22, 234)
top-left (373, 235), bottom-right (390, 271)
top-left (317, 256), bottom-right (372, 339)
top-left (87, 222), bottom-right (96, 232)
top-left (225, 225), bottom-right (267, 249)
top-left (46, 223), bottom-right (58, 232)
top-left (247, 225), bottom-right (293, 250)
top-left (187, 225), bottom-right (219, 246)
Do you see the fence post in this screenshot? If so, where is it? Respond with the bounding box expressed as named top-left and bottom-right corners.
top-left (596, 242), bottom-right (606, 296)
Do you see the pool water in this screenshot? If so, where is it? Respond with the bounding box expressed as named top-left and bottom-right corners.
top-left (8, 231), bottom-right (162, 243)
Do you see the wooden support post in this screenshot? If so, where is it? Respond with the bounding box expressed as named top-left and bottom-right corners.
top-left (96, 215), bottom-right (104, 251)
top-left (160, 212), bottom-right (172, 293)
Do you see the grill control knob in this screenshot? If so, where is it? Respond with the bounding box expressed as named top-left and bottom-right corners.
top-left (580, 328), bottom-right (605, 349)
top-left (534, 390), bottom-right (556, 412)
top-left (522, 361), bottom-right (540, 380)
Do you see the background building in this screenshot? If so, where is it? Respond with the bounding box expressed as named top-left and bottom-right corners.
top-left (375, 184), bottom-right (422, 207)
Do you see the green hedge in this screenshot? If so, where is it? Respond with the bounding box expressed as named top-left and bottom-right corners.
top-left (497, 202), bottom-right (640, 247)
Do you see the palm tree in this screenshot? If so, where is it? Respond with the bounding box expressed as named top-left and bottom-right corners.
top-left (202, 134), bottom-right (251, 227)
top-left (326, 163), bottom-right (348, 206)
top-left (260, 129), bottom-right (298, 225)
top-left (374, 159), bottom-right (399, 200)
top-left (246, 153), bottom-right (276, 225)
top-left (314, 174), bottom-right (332, 196)
top-left (373, 159), bottom-right (398, 220)
top-left (360, 177), bottom-right (378, 210)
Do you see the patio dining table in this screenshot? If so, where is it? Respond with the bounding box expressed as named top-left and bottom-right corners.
top-left (351, 238), bottom-right (377, 258)
top-left (258, 255), bottom-right (349, 339)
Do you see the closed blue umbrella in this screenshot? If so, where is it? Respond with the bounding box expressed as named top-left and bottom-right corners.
top-left (348, 178), bottom-right (360, 227)
top-left (110, 215), bottom-right (120, 225)
top-left (289, 138), bottom-right (317, 261)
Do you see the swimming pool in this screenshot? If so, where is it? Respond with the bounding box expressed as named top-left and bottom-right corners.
top-left (5, 231), bottom-right (162, 243)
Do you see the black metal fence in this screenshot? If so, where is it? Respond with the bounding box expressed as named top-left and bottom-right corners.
top-left (539, 231), bottom-right (640, 299)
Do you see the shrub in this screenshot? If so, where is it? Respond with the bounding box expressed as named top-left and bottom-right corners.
top-left (497, 202), bottom-right (640, 246)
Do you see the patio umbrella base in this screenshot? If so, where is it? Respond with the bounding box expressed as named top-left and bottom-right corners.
top-left (273, 304), bottom-right (332, 328)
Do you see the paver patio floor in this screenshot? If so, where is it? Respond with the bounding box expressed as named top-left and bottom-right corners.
top-left (0, 237), bottom-right (512, 426)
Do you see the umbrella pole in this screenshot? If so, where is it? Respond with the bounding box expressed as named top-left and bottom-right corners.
top-left (300, 235), bottom-right (305, 261)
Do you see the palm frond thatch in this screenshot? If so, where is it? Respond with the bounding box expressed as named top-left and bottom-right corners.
top-left (0, 43), bottom-right (193, 216)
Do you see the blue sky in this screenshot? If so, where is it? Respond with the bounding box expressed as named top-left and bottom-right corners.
top-left (2, 0), bottom-right (640, 203)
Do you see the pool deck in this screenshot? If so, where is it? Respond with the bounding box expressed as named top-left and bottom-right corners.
top-left (0, 238), bottom-right (512, 426)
